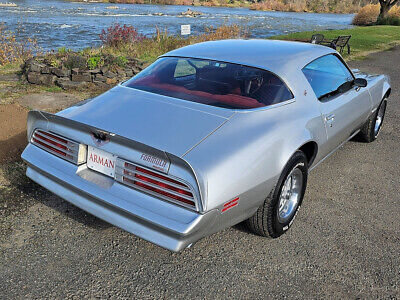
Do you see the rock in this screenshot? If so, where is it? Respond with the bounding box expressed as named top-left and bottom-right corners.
top-left (180, 8), bottom-right (203, 17)
top-left (89, 69), bottom-right (100, 74)
top-left (27, 72), bottom-right (56, 85)
top-left (106, 77), bottom-right (117, 85)
top-left (42, 74), bottom-right (57, 86)
top-left (104, 71), bottom-right (117, 79)
top-left (56, 78), bottom-right (87, 90)
top-left (27, 72), bottom-right (41, 84)
top-left (100, 67), bottom-right (109, 75)
top-left (71, 68), bottom-right (80, 75)
top-left (51, 68), bottom-right (71, 77)
top-left (116, 69), bottom-right (126, 77)
top-left (41, 66), bottom-right (50, 74)
top-left (94, 74), bottom-right (107, 82)
top-left (30, 63), bottom-right (45, 73)
top-left (72, 73), bottom-right (92, 82)
top-left (24, 58), bottom-right (35, 67)
top-left (132, 67), bottom-right (141, 75)
top-left (125, 69), bottom-right (133, 77)
top-left (153, 12), bottom-right (164, 16)
top-left (93, 81), bottom-right (110, 89)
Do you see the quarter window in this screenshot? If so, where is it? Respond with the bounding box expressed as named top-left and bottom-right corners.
top-left (302, 55), bottom-right (354, 100)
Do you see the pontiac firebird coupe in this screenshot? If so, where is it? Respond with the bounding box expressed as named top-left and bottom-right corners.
top-left (21, 40), bottom-right (391, 252)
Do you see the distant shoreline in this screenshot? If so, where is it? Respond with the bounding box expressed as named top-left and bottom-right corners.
top-left (67, 0), bottom-right (360, 14)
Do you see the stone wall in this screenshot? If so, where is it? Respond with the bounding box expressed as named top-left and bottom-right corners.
top-left (21, 57), bottom-right (146, 90)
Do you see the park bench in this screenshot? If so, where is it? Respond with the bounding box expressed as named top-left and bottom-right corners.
top-left (310, 34), bottom-right (352, 54)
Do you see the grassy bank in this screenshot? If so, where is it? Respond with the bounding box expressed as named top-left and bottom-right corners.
top-left (273, 26), bottom-right (400, 59)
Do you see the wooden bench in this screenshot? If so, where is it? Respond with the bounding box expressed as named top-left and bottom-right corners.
top-left (329, 35), bottom-right (352, 54)
top-left (310, 34), bottom-right (352, 54)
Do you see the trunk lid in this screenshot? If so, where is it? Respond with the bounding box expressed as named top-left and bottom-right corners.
top-left (57, 85), bottom-right (234, 157)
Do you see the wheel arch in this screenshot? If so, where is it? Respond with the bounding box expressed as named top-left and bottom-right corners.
top-left (382, 78), bottom-right (391, 99)
top-left (298, 141), bottom-right (318, 167)
top-left (384, 87), bottom-right (391, 99)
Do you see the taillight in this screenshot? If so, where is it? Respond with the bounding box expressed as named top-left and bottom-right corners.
top-left (31, 129), bottom-right (86, 164)
top-left (115, 159), bottom-right (197, 210)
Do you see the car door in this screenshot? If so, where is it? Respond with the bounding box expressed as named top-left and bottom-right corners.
top-left (302, 54), bottom-right (372, 154)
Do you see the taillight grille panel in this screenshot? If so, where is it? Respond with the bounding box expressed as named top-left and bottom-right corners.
top-left (115, 159), bottom-right (197, 210)
top-left (31, 129), bottom-right (198, 210)
top-left (31, 129), bottom-right (83, 164)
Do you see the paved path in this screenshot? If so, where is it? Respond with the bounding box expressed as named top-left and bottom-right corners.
top-left (1, 48), bottom-right (399, 299)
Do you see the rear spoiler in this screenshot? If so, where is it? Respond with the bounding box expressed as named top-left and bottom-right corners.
top-left (27, 110), bottom-right (170, 166)
top-left (26, 110), bottom-right (206, 210)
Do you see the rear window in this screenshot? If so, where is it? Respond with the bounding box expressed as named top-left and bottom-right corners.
top-left (124, 57), bottom-right (293, 109)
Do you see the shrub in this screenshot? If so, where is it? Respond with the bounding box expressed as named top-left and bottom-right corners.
top-left (250, 0), bottom-right (287, 12)
top-left (353, 4), bottom-right (400, 26)
top-left (48, 57), bottom-right (62, 68)
top-left (0, 24), bottom-right (39, 65)
top-left (57, 46), bottom-right (68, 54)
top-left (352, 4), bottom-right (380, 25)
top-left (64, 54), bottom-right (87, 69)
top-left (87, 55), bottom-right (103, 69)
top-left (99, 24), bottom-right (146, 47)
top-left (377, 16), bottom-right (400, 26)
top-left (115, 55), bottom-right (128, 67)
top-left (197, 24), bottom-right (248, 42)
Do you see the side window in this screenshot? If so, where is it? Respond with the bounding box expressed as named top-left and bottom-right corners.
top-left (302, 55), bottom-right (354, 100)
top-left (174, 59), bottom-right (196, 78)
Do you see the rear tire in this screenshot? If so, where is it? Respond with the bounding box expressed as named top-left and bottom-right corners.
top-left (246, 150), bottom-right (308, 238)
top-left (358, 99), bottom-right (387, 143)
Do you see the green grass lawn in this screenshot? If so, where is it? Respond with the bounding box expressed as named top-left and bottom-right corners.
top-left (272, 26), bottom-right (400, 59)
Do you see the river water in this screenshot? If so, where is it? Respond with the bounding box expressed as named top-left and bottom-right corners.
top-left (1, 0), bottom-right (354, 51)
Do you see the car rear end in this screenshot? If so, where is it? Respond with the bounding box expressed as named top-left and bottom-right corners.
top-left (22, 110), bottom-right (219, 252)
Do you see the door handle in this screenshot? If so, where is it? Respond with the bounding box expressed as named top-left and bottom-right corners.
top-left (325, 114), bottom-right (335, 127)
top-left (326, 114), bottom-right (335, 121)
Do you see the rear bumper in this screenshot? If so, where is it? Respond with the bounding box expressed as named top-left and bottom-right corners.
top-left (22, 144), bottom-right (218, 252)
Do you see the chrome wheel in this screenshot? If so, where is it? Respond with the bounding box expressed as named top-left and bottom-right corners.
top-left (277, 167), bottom-right (303, 223)
top-left (374, 101), bottom-right (386, 137)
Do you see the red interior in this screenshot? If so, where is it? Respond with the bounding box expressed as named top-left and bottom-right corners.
top-left (146, 82), bottom-right (264, 109)
top-left (132, 75), bottom-right (264, 109)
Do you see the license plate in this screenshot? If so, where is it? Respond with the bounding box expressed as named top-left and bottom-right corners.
top-left (87, 145), bottom-right (117, 178)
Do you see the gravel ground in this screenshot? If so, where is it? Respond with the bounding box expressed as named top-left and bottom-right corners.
top-left (1, 48), bottom-right (399, 299)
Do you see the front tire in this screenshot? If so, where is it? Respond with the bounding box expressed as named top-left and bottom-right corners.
top-left (246, 150), bottom-right (308, 238)
top-left (358, 99), bottom-right (387, 143)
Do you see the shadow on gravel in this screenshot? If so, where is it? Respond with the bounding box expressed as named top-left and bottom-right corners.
top-left (0, 132), bottom-right (27, 163)
top-left (233, 221), bottom-right (253, 234)
top-left (1, 159), bottom-right (111, 230)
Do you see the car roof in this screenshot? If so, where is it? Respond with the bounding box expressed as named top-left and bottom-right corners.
top-left (161, 39), bottom-right (336, 79)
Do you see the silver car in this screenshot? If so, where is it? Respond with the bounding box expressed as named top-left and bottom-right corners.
top-left (21, 40), bottom-right (391, 252)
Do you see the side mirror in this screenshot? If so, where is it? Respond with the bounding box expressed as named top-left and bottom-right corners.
top-left (354, 78), bottom-right (367, 88)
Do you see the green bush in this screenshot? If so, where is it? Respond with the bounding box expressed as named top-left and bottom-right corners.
top-left (377, 16), bottom-right (400, 26)
top-left (115, 56), bottom-right (128, 67)
top-left (48, 57), bottom-right (61, 68)
top-left (87, 56), bottom-right (102, 69)
top-left (57, 47), bottom-right (68, 54)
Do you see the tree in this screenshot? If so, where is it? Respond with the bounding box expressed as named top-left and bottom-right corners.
top-left (378, 0), bottom-right (400, 20)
